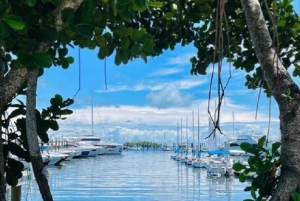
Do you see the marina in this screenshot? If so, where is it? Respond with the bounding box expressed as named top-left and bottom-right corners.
top-left (17, 150), bottom-right (251, 201)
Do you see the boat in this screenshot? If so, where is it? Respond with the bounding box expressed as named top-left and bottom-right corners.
top-left (163, 146), bottom-right (174, 151)
top-left (97, 141), bottom-right (124, 155)
top-left (228, 134), bottom-right (258, 156)
top-left (78, 136), bottom-right (123, 155)
top-left (162, 132), bottom-right (174, 151)
top-left (41, 151), bottom-right (68, 166)
top-left (76, 93), bottom-right (123, 155)
top-left (75, 141), bottom-right (102, 157)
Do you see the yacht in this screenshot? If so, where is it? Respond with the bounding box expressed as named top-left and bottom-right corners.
top-left (79, 136), bottom-right (124, 155)
top-left (228, 134), bottom-right (258, 156)
top-left (75, 141), bottom-right (102, 157)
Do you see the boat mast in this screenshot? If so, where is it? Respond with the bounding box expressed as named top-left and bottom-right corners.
top-left (197, 106), bottom-right (200, 156)
top-left (181, 118), bottom-right (182, 155)
top-left (192, 111), bottom-right (194, 152)
top-left (232, 111), bottom-right (235, 138)
top-left (186, 115), bottom-right (188, 156)
top-left (91, 91), bottom-right (94, 136)
top-left (177, 121), bottom-right (179, 149)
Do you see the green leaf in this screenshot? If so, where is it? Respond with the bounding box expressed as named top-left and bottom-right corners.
top-left (60, 58), bottom-right (70, 69)
top-left (32, 53), bottom-right (52, 68)
top-left (143, 39), bottom-right (154, 52)
top-left (271, 142), bottom-right (281, 154)
top-left (132, 29), bottom-right (141, 40)
top-left (277, 20), bottom-right (286, 27)
top-left (239, 173), bottom-right (247, 182)
top-left (98, 47), bottom-right (107, 59)
top-left (59, 109), bottom-right (73, 115)
top-left (50, 94), bottom-right (62, 107)
top-left (257, 135), bottom-right (266, 148)
top-left (61, 98), bottom-right (74, 107)
top-left (2, 15), bottom-right (26, 30)
top-left (38, 132), bottom-right (50, 143)
top-left (66, 56), bottom-right (74, 64)
top-left (8, 108), bottom-right (26, 120)
top-left (251, 186), bottom-right (257, 199)
top-left (93, 11), bottom-right (104, 22)
top-left (58, 48), bottom-right (68, 57)
top-left (61, 8), bottom-right (75, 25)
top-left (8, 142), bottom-right (30, 162)
top-left (233, 163), bottom-right (246, 171)
top-left (291, 190), bottom-right (300, 201)
top-left (48, 120), bottom-right (59, 131)
top-left (132, 0), bottom-right (146, 11)
top-left (6, 168), bottom-right (18, 187)
top-left (240, 142), bottom-right (251, 151)
top-left (119, 48), bottom-right (129, 63)
top-left (0, 22), bottom-right (9, 37)
top-left (18, 52), bottom-right (32, 66)
top-left (115, 50), bottom-right (122, 65)
top-left (95, 35), bottom-right (106, 47)
top-left (293, 22), bottom-right (300, 31)
top-left (149, 2), bottom-right (164, 8)
top-left (165, 12), bottom-right (174, 20)
top-left (7, 158), bottom-right (24, 174)
top-left (26, 0), bottom-right (36, 6)
top-left (75, 24), bottom-right (94, 37)
top-left (82, 0), bottom-right (96, 21)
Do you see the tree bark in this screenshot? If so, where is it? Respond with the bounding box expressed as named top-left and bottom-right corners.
top-left (0, 46), bottom-right (7, 201)
top-left (241, 0), bottom-right (300, 200)
top-left (26, 69), bottom-right (53, 201)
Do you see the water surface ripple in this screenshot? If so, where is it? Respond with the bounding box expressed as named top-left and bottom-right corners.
top-left (21, 151), bottom-right (251, 201)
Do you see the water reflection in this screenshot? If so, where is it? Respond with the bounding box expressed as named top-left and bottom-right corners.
top-left (21, 151), bottom-right (250, 201)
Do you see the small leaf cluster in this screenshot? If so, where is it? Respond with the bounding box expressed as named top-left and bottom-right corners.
top-left (1, 94), bottom-right (73, 186)
top-left (232, 136), bottom-right (281, 201)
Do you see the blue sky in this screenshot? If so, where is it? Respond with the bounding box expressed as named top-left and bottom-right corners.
top-left (33, 2), bottom-right (300, 145)
top-left (35, 43), bottom-right (283, 145)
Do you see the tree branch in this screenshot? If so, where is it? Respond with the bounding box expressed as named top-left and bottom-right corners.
top-left (53, 0), bottom-right (84, 31)
top-left (240, 0), bottom-right (298, 101)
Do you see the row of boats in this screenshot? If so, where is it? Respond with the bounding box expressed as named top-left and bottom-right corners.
top-left (169, 134), bottom-right (258, 177)
top-left (21, 136), bottom-right (124, 168)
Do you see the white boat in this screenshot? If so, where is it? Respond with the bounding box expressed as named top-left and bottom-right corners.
top-left (41, 152), bottom-right (68, 166)
top-left (98, 141), bottom-right (124, 155)
top-left (79, 136), bottom-right (123, 155)
top-left (75, 141), bottom-right (102, 157)
top-left (60, 149), bottom-right (76, 161)
top-left (163, 146), bottom-right (174, 151)
top-left (228, 134), bottom-right (258, 156)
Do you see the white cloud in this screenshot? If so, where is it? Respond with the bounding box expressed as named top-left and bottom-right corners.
top-left (166, 52), bottom-right (196, 66)
top-left (95, 78), bottom-right (206, 93)
top-left (148, 68), bottom-right (183, 77)
top-left (146, 83), bottom-right (193, 108)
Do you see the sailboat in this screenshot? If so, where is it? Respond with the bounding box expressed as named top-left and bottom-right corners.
top-left (193, 106), bottom-right (202, 168)
top-left (163, 132), bottom-right (173, 151)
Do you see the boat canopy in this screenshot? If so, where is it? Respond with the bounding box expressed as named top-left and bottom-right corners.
top-left (208, 150), bottom-right (230, 155)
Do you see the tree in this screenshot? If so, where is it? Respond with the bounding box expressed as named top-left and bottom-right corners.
top-left (0, 0), bottom-right (299, 200)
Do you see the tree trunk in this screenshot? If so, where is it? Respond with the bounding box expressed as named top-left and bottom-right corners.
top-left (241, 0), bottom-right (300, 200)
top-left (0, 47), bottom-right (7, 201)
top-left (26, 69), bottom-right (53, 201)
top-left (0, 116), bottom-right (6, 201)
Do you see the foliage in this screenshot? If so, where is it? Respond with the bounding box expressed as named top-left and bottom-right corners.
top-left (124, 141), bottom-right (161, 148)
top-left (1, 0), bottom-right (300, 197)
top-left (232, 136), bottom-right (281, 201)
top-left (1, 94), bottom-right (73, 186)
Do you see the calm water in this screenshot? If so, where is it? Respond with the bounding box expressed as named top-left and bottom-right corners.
top-left (19, 151), bottom-right (251, 201)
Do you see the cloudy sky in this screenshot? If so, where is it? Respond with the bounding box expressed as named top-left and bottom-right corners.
top-left (32, 2), bottom-right (300, 145)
